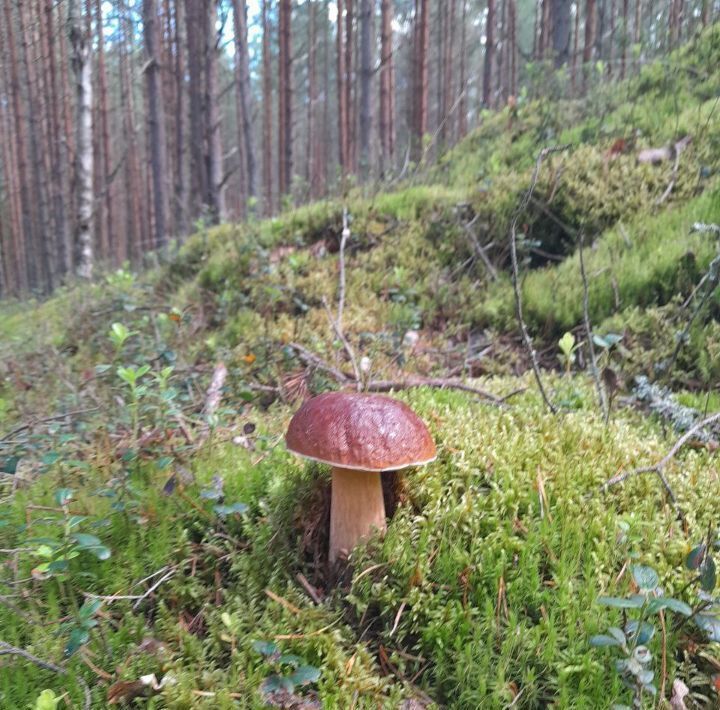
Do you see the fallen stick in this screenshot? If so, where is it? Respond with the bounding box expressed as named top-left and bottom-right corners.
top-left (600, 411), bottom-right (720, 522)
top-left (364, 376), bottom-right (504, 404)
top-left (0, 641), bottom-right (92, 709)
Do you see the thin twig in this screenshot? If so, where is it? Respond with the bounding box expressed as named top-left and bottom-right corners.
top-left (365, 376), bottom-right (503, 405)
top-left (0, 641), bottom-right (92, 709)
top-left (337, 207), bottom-right (350, 332)
top-left (288, 342), bottom-right (350, 382)
top-left (578, 233), bottom-right (609, 421)
top-left (509, 145), bottom-right (571, 414)
top-left (295, 573), bottom-right (323, 604)
top-left (322, 297), bottom-right (361, 388)
top-left (0, 407), bottom-right (99, 444)
top-left (132, 569), bottom-right (176, 610)
top-left (601, 411), bottom-right (720, 520)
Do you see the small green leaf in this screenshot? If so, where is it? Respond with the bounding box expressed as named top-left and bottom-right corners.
top-left (71, 533), bottom-right (102, 547)
top-left (699, 556), bottom-right (716, 593)
top-left (79, 599), bottom-right (102, 619)
top-left (589, 634), bottom-right (622, 647)
top-left (597, 595), bottom-right (645, 609)
top-left (261, 674), bottom-right (295, 694)
top-left (278, 654), bottom-right (303, 667)
top-left (647, 597), bottom-right (692, 616)
top-left (34, 689), bottom-right (61, 710)
top-left (54, 488), bottom-right (74, 506)
top-left (686, 543), bottom-right (706, 570)
top-left (625, 620), bottom-right (655, 645)
top-left (64, 627), bottom-right (90, 657)
top-left (696, 613), bottom-right (720, 641)
top-left (288, 665), bottom-right (320, 686)
top-left (213, 502), bottom-right (248, 516)
top-left (252, 640), bottom-right (278, 656)
top-left (67, 515), bottom-right (88, 528)
top-left (632, 565), bottom-right (659, 592)
top-left (221, 612), bottom-right (233, 629)
top-left (0, 455), bottom-right (20, 474)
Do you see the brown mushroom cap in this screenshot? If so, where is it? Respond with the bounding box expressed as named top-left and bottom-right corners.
top-left (285, 392), bottom-right (436, 472)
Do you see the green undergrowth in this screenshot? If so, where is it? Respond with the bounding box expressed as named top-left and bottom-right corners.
top-left (1, 25), bottom-right (720, 710)
top-left (1, 381), bottom-right (718, 707)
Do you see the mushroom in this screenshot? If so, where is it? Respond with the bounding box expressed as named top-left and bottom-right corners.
top-left (285, 392), bottom-right (436, 563)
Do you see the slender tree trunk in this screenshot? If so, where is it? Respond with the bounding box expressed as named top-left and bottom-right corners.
top-left (620, 0), bottom-right (629, 78)
top-left (119, 3), bottom-right (141, 262)
top-left (379, 0), bottom-right (394, 175)
top-left (608, 0), bottom-right (616, 76)
top-left (457, 0), bottom-right (468, 138)
top-left (205, 1), bottom-right (225, 222)
top-left (144, 0), bottom-right (169, 249)
top-left (359, 0), bottom-right (373, 179)
top-left (277, 0), bottom-right (292, 197)
top-left (483, 0), bottom-right (495, 107)
top-left (68, 0), bottom-right (93, 279)
top-left (337, 0), bottom-right (348, 177)
top-left (233, 0), bottom-right (257, 213)
top-left (633, 0), bottom-right (642, 72)
top-left (571, 1), bottom-right (580, 91)
top-left (0, 22), bottom-right (26, 292)
top-left (320, 0), bottom-right (330, 192)
top-left (441, 0), bottom-right (456, 144)
top-left (583, 0), bottom-right (596, 90)
top-left (18, 0), bottom-right (52, 289)
top-left (345, 0), bottom-right (355, 172)
top-left (261, 0), bottom-right (273, 213)
top-left (45, 0), bottom-right (71, 277)
top-left (413, 0), bottom-right (429, 159)
top-left (92, 0), bottom-right (112, 263)
top-left (509, 0), bottom-right (517, 97)
top-left (185, 0), bottom-right (206, 219)
top-left (306, 0), bottom-right (318, 197)
top-left (552, 0), bottom-right (572, 67)
top-left (174, 0), bottom-right (187, 234)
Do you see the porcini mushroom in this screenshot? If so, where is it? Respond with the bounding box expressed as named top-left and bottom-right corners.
top-left (285, 392), bottom-right (436, 563)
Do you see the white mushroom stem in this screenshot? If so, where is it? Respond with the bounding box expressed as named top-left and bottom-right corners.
top-left (329, 467), bottom-right (386, 563)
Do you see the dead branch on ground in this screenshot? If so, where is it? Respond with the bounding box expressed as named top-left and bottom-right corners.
top-left (601, 411), bottom-right (720, 523)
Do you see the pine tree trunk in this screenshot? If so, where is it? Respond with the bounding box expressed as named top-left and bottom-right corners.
top-left (185, 0), bottom-right (206, 220)
top-left (379, 0), bottom-right (394, 175)
top-left (277, 0), bottom-right (292, 197)
top-left (144, 0), bottom-right (169, 249)
top-left (571, 1), bottom-right (580, 90)
top-left (345, 0), bottom-right (355, 172)
top-left (233, 0), bottom-right (257, 213)
top-left (458, 0), bottom-right (468, 138)
top-left (483, 0), bottom-right (495, 107)
top-left (337, 0), bottom-right (348, 177)
top-left (359, 0), bottom-right (373, 179)
top-left (18, 0), bottom-right (52, 289)
top-left (552, 0), bottom-right (572, 67)
top-left (620, 0), bottom-right (629, 78)
top-left (583, 0), bottom-right (596, 91)
top-left (174, 0), bottom-right (187, 234)
top-left (441, 0), bottom-right (456, 145)
top-left (93, 0), bottom-right (112, 263)
top-left (262, 0), bottom-right (273, 214)
top-left (44, 0), bottom-right (71, 278)
top-left (413, 0), bottom-right (429, 159)
top-left (205, 1), bottom-right (225, 222)
top-left (306, 0), bottom-right (318, 197)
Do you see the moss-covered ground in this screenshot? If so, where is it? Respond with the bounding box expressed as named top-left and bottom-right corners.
top-left (0, 26), bottom-right (719, 709)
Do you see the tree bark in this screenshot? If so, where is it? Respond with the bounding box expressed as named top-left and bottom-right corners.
top-left (173, 0), bottom-right (187, 235)
top-left (359, 0), bottom-right (373, 179)
top-left (345, 0), bottom-right (355, 172)
top-left (262, 0), bottom-right (273, 214)
top-left (205, 0), bottom-right (225, 222)
top-left (278, 0), bottom-right (292, 197)
top-left (67, 0), bottom-right (93, 279)
top-left (233, 0), bottom-right (257, 214)
top-left (413, 0), bottom-right (429, 159)
top-left (458, 0), bottom-right (468, 138)
top-left (483, 0), bottom-right (495, 107)
top-left (144, 0), bottom-right (169, 249)
top-left (583, 0), bottom-right (596, 91)
top-left (551, 0), bottom-right (572, 67)
top-left (379, 0), bottom-right (394, 175)
top-left (337, 0), bottom-right (348, 177)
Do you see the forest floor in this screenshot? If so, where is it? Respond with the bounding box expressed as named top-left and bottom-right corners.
top-left (0, 26), bottom-right (719, 710)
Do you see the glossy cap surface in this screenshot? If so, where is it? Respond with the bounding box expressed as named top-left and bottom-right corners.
top-left (286, 392), bottom-right (437, 472)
